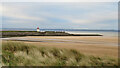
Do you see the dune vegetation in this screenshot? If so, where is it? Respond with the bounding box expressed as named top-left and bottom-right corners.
top-left (2, 41), bottom-right (118, 66)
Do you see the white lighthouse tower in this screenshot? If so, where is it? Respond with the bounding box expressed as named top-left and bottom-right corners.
top-left (37, 27), bottom-right (40, 32)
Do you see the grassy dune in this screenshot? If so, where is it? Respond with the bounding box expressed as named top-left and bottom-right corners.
top-left (2, 41), bottom-right (118, 66)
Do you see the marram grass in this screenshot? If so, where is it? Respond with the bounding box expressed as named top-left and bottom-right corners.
top-left (2, 41), bottom-right (118, 66)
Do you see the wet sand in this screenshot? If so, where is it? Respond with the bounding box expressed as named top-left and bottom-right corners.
top-left (3, 36), bottom-right (118, 58)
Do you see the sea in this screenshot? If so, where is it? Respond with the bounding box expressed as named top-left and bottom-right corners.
top-left (1, 28), bottom-right (119, 37)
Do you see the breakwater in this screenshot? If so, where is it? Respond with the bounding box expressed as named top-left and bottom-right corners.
top-left (1, 31), bottom-right (103, 37)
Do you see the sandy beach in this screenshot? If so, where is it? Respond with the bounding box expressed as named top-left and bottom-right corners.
top-left (3, 36), bottom-right (118, 58)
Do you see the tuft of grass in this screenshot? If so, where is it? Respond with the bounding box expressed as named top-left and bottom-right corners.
top-left (2, 41), bottom-right (118, 66)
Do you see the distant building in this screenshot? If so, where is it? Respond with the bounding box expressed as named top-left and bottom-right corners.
top-left (37, 27), bottom-right (40, 32)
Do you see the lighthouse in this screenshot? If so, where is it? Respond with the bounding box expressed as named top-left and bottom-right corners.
top-left (37, 27), bottom-right (40, 32)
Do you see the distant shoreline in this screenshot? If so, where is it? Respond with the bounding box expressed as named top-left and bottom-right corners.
top-left (1, 31), bottom-right (103, 38)
top-left (1, 28), bottom-right (118, 32)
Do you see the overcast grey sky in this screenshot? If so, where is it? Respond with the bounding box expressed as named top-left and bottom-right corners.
top-left (1, 2), bottom-right (118, 30)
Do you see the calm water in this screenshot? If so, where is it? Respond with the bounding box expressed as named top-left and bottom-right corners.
top-left (1, 28), bottom-right (118, 37)
top-left (66, 31), bottom-right (118, 37)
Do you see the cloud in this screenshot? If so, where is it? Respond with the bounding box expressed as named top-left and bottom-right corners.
top-left (1, 0), bottom-right (119, 2)
top-left (1, 2), bottom-right (118, 29)
top-left (69, 11), bottom-right (117, 24)
top-left (2, 4), bottom-right (45, 22)
top-left (31, 2), bottom-right (117, 24)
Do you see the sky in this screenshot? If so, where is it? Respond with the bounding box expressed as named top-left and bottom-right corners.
top-left (1, 2), bottom-right (118, 30)
top-left (1, 0), bottom-right (119, 2)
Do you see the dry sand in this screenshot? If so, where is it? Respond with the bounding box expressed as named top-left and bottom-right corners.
top-left (3, 36), bottom-right (118, 58)
top-left (23, 36), bottom-right (118, 58)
